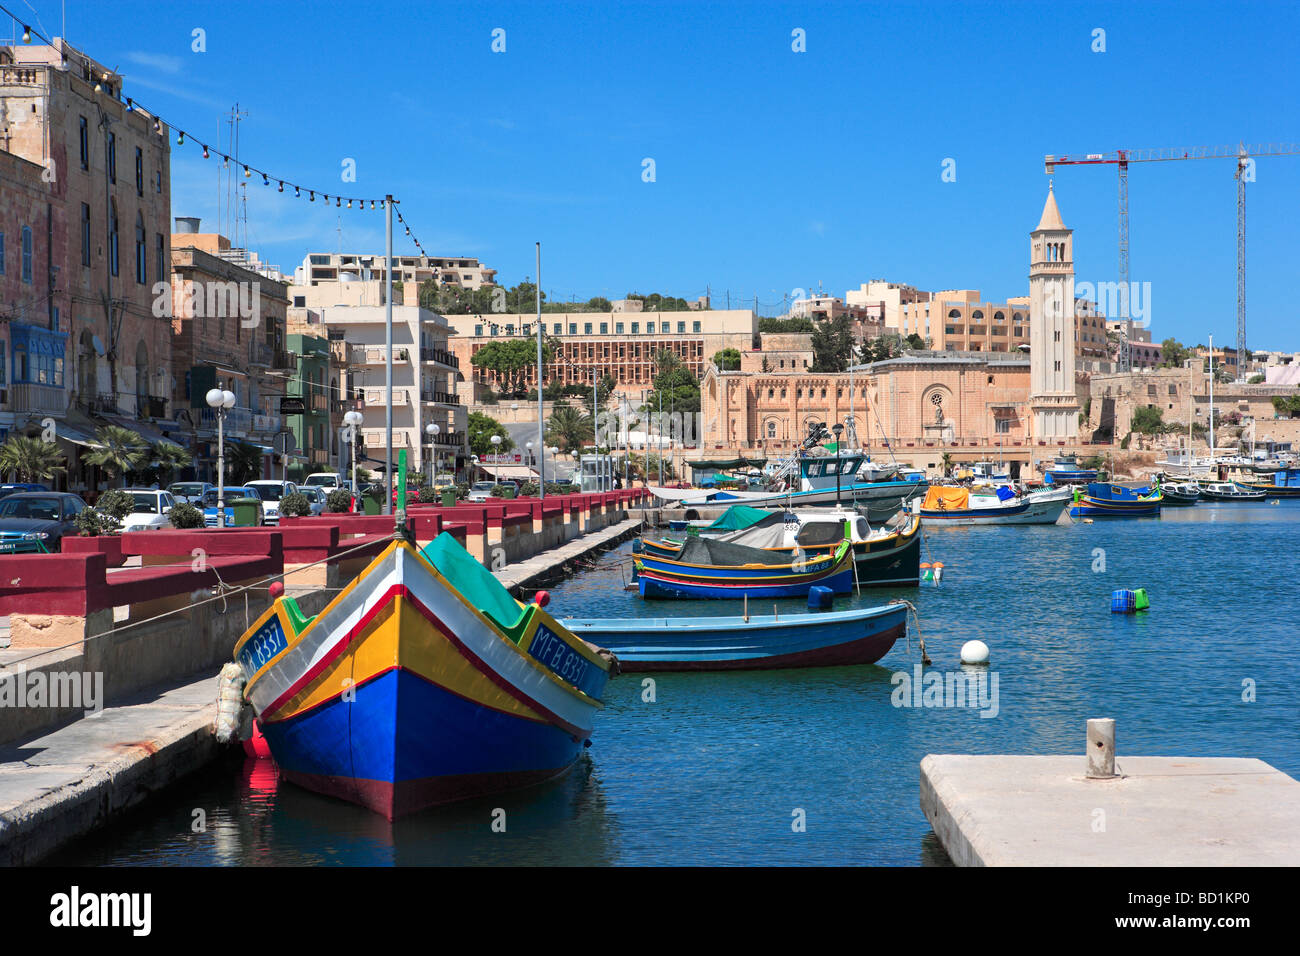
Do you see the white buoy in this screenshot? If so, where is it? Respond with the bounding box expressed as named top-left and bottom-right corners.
top-left (960, 640), bottom-right (990, 665)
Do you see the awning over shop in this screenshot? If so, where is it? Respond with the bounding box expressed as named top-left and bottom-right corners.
top-left (96, 414), bottom-right (186, 450)
top-left (480, 465), bottom-right (538, 481)
top-left (49, 422), bottom-right (104, 448)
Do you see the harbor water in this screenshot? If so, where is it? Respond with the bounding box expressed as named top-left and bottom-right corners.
top-left (51, 504), bottom-right (1300, 866)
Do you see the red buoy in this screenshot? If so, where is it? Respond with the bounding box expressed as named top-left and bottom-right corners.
top-left (268, 581), bottom-right (285, 599)
top-left (533, 590), bottom-right (550, 608)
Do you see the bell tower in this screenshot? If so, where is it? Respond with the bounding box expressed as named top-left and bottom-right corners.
top-left (1028, 183), bottom-right (1080, 439)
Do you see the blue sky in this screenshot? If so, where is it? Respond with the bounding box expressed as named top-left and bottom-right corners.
top-left (24, 0), bottom-right (1300, 348)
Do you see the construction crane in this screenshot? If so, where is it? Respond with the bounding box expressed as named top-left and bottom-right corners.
top-left (1045, 144), bottom-right (1300, 375)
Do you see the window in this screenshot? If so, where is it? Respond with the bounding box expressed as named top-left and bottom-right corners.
top-left (0, 232), bottom-right (4, 275)
top-left (569, 323), bottom-right (576, 334)
top-left (79, 116), bottom-right (89, 169)
top-left (646, 322), bottom-right (655, 334)
top-left (21, 226), bottom-right (32, 284)
top-left (995, 417), bottom-right (1011, 434)
top-left (156, 170), bottom-right (162, 193)
top-left (81, 205), bottom-right (92, 267)
top-left (677, 322), bottom-right (686, 333)
top-left (156, 234), bottom-right (164, 283)
top-left (553, 323), bottom-right (561, 334)
top-left (135, 147), bottom-right (143, 195)
top-left (107, 132), bottom-right (116, 183)
top-left (132, 214), bottom-right (147, 283)
top-left (615, 322), bottom-right (623, 334)
top-left (693, 321), bottom-right (701, 332)
top-left (584, 323), bottom-right (592, 334)
top-left (474, 325), bottom-right (483, 336)
top-left (108, 202), bottom-right (119, 277)
top-left (599, 323), bottom-right (608, 334)
top-left (505, 324), bottom-right (514, 335)
top-left (631, 322), bottom-right (639, 334)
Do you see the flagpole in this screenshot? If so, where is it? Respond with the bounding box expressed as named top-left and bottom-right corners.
top-left (384, 194), bottom-right (394, 515)
top-left (536, 242), bottom-right (545, 498)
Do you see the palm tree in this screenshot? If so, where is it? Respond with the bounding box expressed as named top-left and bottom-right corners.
top-left (0, 435), bottom-right (68, 484)
top-left (151, 442), bottom-right (193, 486)
top-left (941, 452), bottom-right (954, 477)
top-left (82, 426), bottom-right (148, 487)
top-left (226, 442), bottom-right (263, 485)
top-left (546, 402), bottom-right (594, 455)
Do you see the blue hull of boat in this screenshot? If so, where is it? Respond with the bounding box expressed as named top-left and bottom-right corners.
top-left (638, 566), bottom-right (856, 599)
top-left (563, 604), bottom-right (908, 671)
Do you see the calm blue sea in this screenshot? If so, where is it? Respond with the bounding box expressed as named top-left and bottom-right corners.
top-left (51, 503), bottom-right (1300, 866)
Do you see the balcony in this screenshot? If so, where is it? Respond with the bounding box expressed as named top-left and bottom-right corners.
top-left (198, 405), bottom-right (253, 434)
top-left (421, 346), bottom-right (459, 369)
top-left (422, 390), bottom-right (459, 406)
top-left (139, 396), bottom-right (168, 419)
top-left (8, 383), bottom-right (67, 417)
top-left (311, 393), bottom-right (329, 413)
top-left (252, 413), bottom-right (282, 434)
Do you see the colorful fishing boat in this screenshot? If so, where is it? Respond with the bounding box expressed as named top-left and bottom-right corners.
top-left (636, 535), bottom-right (855, 599)
top-left (234, 531), bottom-right (614, 819)
top-left (1068, 482), bottom-right (1163, 517)
top-left (1238, 468), bottom-right (1300, 499)
top-left (642, 507), bottom-right (921, 586)
top-left (1159, 480), bottom-right (1202, 505)
top-left (561, 603), bottom-right (907, 671)
top-left (919, 484), bottom-right (1072, 525)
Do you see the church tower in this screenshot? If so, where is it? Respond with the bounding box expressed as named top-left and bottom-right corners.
top-left (1028, 184), bottom-right (1080, 439)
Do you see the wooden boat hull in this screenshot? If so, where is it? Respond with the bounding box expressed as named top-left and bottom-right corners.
top-left (1069, 496), bottom-right (1162, 517)
top-left (1239, 483), bottom-right (1300, 498)
top-left (1160, 490), bottom-right (1200, 504)
top-left (921, 489), bottom-right (1071, 526)
top-left (235, 538), bottom-right (611, 819)
top-left (562, 604), bottom-right (907, 671)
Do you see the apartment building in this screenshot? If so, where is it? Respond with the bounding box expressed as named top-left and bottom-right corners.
top-left (320, 305), bottom-right (466, 478)
top-left (0, 38), bottom-right (172, 424)
top-left (445, 309), bottom-right (757, 399)
top-left (293, 252), bottom-right (496, 293)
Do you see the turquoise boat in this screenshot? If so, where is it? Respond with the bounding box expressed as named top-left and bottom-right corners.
top-left (1068, 482), bottom-right (1163, 517)
top-left (562, 604), bottom-right (908, 671)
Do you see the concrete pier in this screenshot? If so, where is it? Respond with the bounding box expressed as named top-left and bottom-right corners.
top-left (921, 754), bottom-right (1300, 866)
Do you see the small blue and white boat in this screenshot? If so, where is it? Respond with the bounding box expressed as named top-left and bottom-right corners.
top-left (561, 603), bottom-right (908, 671)
top-left (1043, 455), bottom-right (1099, 485)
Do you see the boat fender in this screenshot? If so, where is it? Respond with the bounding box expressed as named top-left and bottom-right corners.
top-left (214, 662), bottom-right (248, 744)
top-left (532, 590), bottom-right (551, 608)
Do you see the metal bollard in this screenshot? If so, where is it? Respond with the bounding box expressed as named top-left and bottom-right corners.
top-left (1086, 717), bottom-right (1117, 778)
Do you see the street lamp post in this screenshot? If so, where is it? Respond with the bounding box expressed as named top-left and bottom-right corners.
top-left (344, 410), bottom-right (364, 513)
top-left (426, 422), bottom-right (440, 488)
top-left (549, 446), bottom-right (558, 489)
top-left (206, 387), bottom-right (236, 527)
top-left (490, 433), bottom-right (502, 484)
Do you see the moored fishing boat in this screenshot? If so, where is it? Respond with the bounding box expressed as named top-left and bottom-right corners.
top-left (642, 506), bottom-right (921, 586)
top-left (1068, 482), bottom-right (1163, 517)
top-left (919, 484), bottom-right (1072, 526)
top-left (1159, 480), bottom-right (1202, 505)
top-left (636, 535), bottom-right (855, 599)
top-left (1043, 454), bottom-right (1098, 485)
top-left (234, 532), bottom-right (614, 819)
top-left (561, 604), bottom-right (908, 671)
top-left (1237, 467), bottom-right (1300, 499)
top-left (1201, 482), bottom-right (1266, 502)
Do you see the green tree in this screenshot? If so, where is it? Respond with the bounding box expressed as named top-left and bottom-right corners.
top-left (1160, 338), bottom-right (1191, 368)
top-left (644, 350), bottom-right (701, 416)
top-left (587, 296), bottom-right (612, 311)
top-left (546, 402), bottom-right (595, 454)
top-left (82, 426), bottom-right (148, 487)
top-left (226, 441), bottom-right (264, 485)
top-left (712, 347), bottom-right (741, 371)
top-left (0, 435), bottom-right (67, 483)
top-left (1131, 405), bottom-right (1165, 434)
top-left (151, 442), bottom-right (193, 485)
top-left (758, 317), bottom-right (814, 334)
top-left (468, 412), bottom-right (514, 457)
top-left (1248, 373), bottom-right (1265, 384)
top-left (905, 333), bottom-right (927, 350)
top-left (811, 315), bottom-right (855, 372)
top-left (470, 338), bottom-right (553, 398)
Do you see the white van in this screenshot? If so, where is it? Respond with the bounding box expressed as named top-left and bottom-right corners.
top-left (304, 473), bottom-right (343, 491)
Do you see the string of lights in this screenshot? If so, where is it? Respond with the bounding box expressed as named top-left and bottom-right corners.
top-left (1, 7), bottom-right (432, 255)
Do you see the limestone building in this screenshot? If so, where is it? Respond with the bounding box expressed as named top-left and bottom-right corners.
top-left (1027, 185), bottom-right (1079, 439)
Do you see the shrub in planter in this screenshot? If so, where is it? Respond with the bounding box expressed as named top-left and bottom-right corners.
top-left (96, 489), bottom-right (135, 520)
top-left (325, 488), bottom-right (353, 513)
top-left (279, 491), bottom-right (312, 517)
top-left (518, 481), bottom-right (540, 497)
top-left (455, 483), bottom-right (469, 500)
top-left (416, 486), bottom-right (438, 503)
top-left (73, 508), bottom-right (113, 537)
top-left (168, 502), bottom-right (205, 529)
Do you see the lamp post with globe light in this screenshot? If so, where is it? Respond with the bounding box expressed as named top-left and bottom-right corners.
top-left (549, 446), bottom-right (559, 489)
top-left (343, 410), bottom-right (364, 513)
top-left (489, 433), bottom-right (502, 486)
top-left (206, 387), bottom-right (236, 527)
top-left (426, 422), bottom-right (440, 487)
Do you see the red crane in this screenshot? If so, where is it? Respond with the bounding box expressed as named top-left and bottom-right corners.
top-left (1045, 145), bottom-right (1300, 374)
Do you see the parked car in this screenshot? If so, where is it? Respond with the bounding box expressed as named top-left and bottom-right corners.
top-left (168, 481), bottom-right (214, 504)
top-left (467, 480), bottom-right (518, 502)
top-left (0, 492), bottom-right (88, 553)
top-left (243, 480), bottom-right (299, 525)
top-left (303, 473), bottom-right (343, 492)
top-left (120, 488), bottom-right (178, 532)
top-left (298, 486), bottom-right (327, 516)
top-left (202, 487), bottom-right (265, 527)
top-left (0, 482), bottom-right (51, 502)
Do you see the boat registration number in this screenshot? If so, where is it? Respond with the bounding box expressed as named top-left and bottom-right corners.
top-left (238, 616), bottom-right (289, 681)
top-left (528, 625), bottom-right (602, 697)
